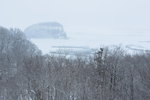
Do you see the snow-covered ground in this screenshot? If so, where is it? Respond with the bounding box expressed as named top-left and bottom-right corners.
top-left (30, 32), bottom-right (150, 54)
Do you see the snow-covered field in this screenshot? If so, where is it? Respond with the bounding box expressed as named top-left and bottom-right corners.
top-left (30, 32), bottom-right (150, 54)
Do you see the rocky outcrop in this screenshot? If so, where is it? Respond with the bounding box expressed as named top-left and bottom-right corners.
top-left (24, 22), bottom-right (67, 39)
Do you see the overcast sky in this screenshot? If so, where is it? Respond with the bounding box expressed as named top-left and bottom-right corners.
top-left (0, 0), bottom-right (150, 33)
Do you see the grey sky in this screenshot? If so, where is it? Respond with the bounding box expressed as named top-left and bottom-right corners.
top-left (0, 0), bottom-right (150, 33)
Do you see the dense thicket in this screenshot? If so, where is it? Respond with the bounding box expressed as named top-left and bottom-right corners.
top-left (0, 27), bottom-right (150, 100)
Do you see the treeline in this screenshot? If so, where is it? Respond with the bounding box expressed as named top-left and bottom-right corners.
top-left (0, 27), bottom-right (150, 100)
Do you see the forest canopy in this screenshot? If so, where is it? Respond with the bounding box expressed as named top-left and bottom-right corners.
top-left (0, 27), bottom-right (150, 100)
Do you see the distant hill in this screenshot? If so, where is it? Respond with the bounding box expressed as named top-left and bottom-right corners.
top-left (24, 22), bottom-right (67, 39)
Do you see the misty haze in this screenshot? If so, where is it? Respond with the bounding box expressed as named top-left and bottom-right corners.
top-left (0, 0), bottom-right (150, 100)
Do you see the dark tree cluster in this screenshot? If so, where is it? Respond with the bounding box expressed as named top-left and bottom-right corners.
top-left (0, 27), bottom-right (150, 100)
